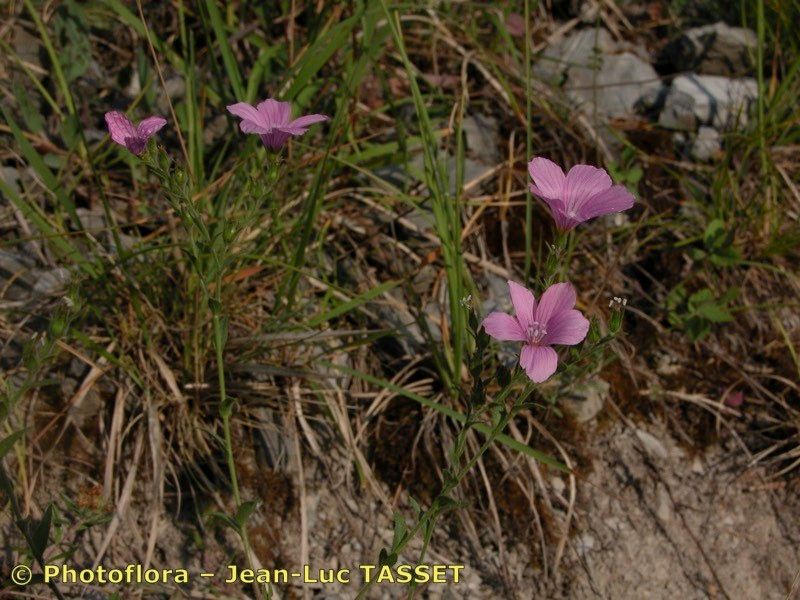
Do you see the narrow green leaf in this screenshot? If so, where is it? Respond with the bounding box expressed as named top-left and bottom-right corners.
top-left (307, 279), bottom-right (399, 327)
top-left (234, 501), bottom-right (258, 528)
top-left (0, 430), bottom-right (24, 460)
top-left (1, 105), bottom-right (80, 226)
top-left (328, 363), bottom-right (567, 471)
top-left (0, 177), bottom-right (95, 276)
top-left (202, 0), bottom-right (245, 99)
top-left (31, 504), bottom-right (55, 558)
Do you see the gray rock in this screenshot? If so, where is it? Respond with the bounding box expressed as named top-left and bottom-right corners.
top-left (691, 126), bottom-right (722, 161)
top-left (61, 377), bottom-right (78, 397)
top-left (203, 114), bottom-right (229, 145)
top-left (482, 272), bottom-right (510, 316)
top-left (403, 203), bottom-right (435, 235)
top-left (1, 166), bottom-right (21, 193)
top-left (656, 487), bottom-right (672, 522)
top-left (578, 1), bottom-right (600, 23)
top-left (534, 27), bottom-right (661, 139)
top-left (534, 27), bottom-right (617, 84)
top-left (32, 267), bottom-right (71, 296)
top-left (661, 22), bottom-right (757, 77)
top-left (407, 152), bottom-right (490, 195)
top-left (637, 84), bottom-right (670, 112)
top-left (462, 114), bottom-right (500, 164)
top-left (76, 207), bottom-right (106, 232)
top-left (156, 76), bottom-right (186, 114)
top-left (12, 26), bottom-right (41, 69)
top-left (0, 251), bottom-right (71, 301)
top-left (82, 129), bottom-right (106, 143)
top-left (635, 428), bottom-right (668, 460)
top-left (576, 533), bottom-right (596, 556)
top-left (659, 74), bottom-right (757, 131)
top-left (124, 69), bottom-right (141, 99)
top-left (375, 288), bottom-right (429, 352)
top-left (562, 379), bottom-right (609, 423)
top-left (566, 51), bottom-right (662, 118)
top-left (0, 250), bottom-right (36, 301)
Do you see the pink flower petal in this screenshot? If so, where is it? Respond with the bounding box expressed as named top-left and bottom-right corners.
top-left (126, 138), bottom-right (146, 155)
top-left (563, 165), bottom-right (612, 210)
top-left (104, 111), bottom-right (137, 147)
top-left (257, 99), bottom-right (292, 127)
top-left (259, 131), bottom-right (292, 150)
top-left (575, 184), bottom-right (635, 221)
top-left (229, 98), bottom-right (328, 148)
top-left (508, 280), bottom-right (536, 330)
top-left (528, 157), bottom-right (566, 199)
top-left (535, 282), bottom-right (577, 325)
top-left (530, 186), bottom-right (573, 230)
top-left (227, 103), bottom-right (272, 134)
top-left (482, 312), bottom-right (526, 342)
top-left (725, 391), bottom-right (744, 408)
top-left (279, 113), bottom-right (330, 135)
top-left (543, 309), bottom-right (589, 346)
top-left (136, 116), bottom-right (167, 139)
top-left (520, 345), bottom-right (558, 383)
top-left (239, 119), bottom-right (271, 134)
top-left (227, 102), bottom-right (264, 124)
top-left (505, 12), bottom-right (526, 38)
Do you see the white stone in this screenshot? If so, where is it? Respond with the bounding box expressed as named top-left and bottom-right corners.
top-left (562, 379), bottom-right (610, 423)
top-left (635, 429), bottom-right (668, 460)
top-left (567, 52), bottom-right (662, 118)
top-left (659, 74), bottom-right (757, 131)
top-left (535, 27), bottom-right (617, 84)
top-left (656, 487), bottom-right (672, 522)
top-left (669, 22), bottom-right (757, 76)
top-left (691, 126), bottom-right (722, 161)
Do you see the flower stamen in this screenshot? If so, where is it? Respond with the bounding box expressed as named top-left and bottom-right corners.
top-left (526, 321), bottom-right (548, 345)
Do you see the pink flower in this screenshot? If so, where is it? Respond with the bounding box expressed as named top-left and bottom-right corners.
top-left (724, 390), bottom-right (744, 408)
top-left (482, 280), bottom-right (589, 383)
top-left (528, 157), bottom-right (635, 230)
top-left (226, 98), bottom-right (329, 150)
top-left (505, 13), bottom-right (526, 37)
top-left (104, 111), bottom-right (167, 155)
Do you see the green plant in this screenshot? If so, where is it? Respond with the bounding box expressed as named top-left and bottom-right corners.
top-left (608, 146), bottom-right (644, 193)
top-left (666, 284), bottom-right (738, 341)
top-left (690, 218), bottom-right (742, 267)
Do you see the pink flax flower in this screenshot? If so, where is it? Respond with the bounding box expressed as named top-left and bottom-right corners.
top-left (505, 13), bottom-right (526, 38)
top-left (226, 98), bottom-right (329, 150)
top-left (482, 280), bottom-right (589, 383)
top-left (528, 157), bottom-right (635, 230)
top-left (104, 111), bottom-right (167, 155)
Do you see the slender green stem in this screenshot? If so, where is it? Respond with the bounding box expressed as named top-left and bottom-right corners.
top-left (755, 0), bottom-right (768, 173)
top-left (523, 0), bottom-right (533, 281)
top-left (356, 378), bottom-right (534, 600)
top-left (23, 0), bottom-right (76, 117)
top-left (214, 310), bottom-right (240, 503)
top-left (213, 303), bottom-right (267, 599)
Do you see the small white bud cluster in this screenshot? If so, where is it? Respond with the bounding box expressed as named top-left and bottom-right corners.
top-left (460, 294), bottom-right (472, 308)
top-left (608, 296), bottom-right (628, 309)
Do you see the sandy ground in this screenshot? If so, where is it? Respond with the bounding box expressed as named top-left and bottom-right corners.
top-left (5, 406), bottom-right (799, 599)
top-left (554, 420), bottom-right (800, 600)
